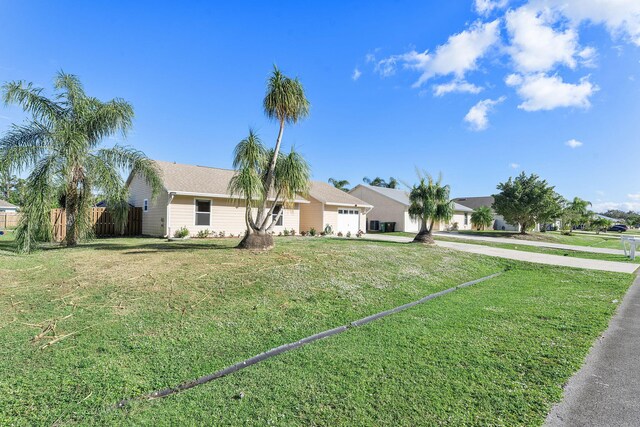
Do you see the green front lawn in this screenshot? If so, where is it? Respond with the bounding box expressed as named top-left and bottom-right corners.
top-left (0, 236), bottom-right (632, 425)
top-left (455, 230), bottom-right (626, 250)
top-left (435, 236), bottom-right (639, 264)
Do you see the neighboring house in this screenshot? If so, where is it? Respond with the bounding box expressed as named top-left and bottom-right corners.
top-left (0, 199), bottom-right (19, 213)
top-left (127, 160), bottom-right (309, 237)
top-left (452, 196), bottom-right (519, 231)
top-left (299, 181), bottom-right (372, 235)
top-left (349, 184), bottom-right (473, 232)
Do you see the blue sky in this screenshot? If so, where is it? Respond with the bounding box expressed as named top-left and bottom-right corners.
top-left (1, 1), bottom-right (639, 211)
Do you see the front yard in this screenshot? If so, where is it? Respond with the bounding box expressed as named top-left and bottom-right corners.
top-left (0, 236), bottom-right (632, 425)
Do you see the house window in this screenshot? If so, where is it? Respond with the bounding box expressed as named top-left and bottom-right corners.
top-left (143, 199), bottom-right (148, 212)
top-left (464, 213), bottom-right (469, 225)
top-left (195, 200), bottom-right (211, 226)
top-left (369, 220), bottom-right (380, 231)
top-left (272, 205), bottom-right (283, 226)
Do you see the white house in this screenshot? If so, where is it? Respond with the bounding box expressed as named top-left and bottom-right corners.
top-left (349, 184), bottom-right (473, 232)
top-left (127, 160), bottom-right (308, 237)
top-left (127, 160), bottom-right (373, 237)
top-left (452, 196), bottom-right (519, 231)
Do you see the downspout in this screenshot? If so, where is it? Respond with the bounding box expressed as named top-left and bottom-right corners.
top-left (166, 191), bottom-right (176, 237)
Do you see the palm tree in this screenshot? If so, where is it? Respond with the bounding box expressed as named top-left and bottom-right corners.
top-left (563, 197), bottom-right (592, 232)
top-left (408, 171), bottom-right (454, 243)
top-left (229, 66), bottom-right (310, 250)
top-left (0, 71), bottom-right (161, 253)
top-left (328, 178), bottom-right (350, 192)
top-left (363, 176), bottom-right (398, 188)
top-left (471, 206), bottom-right (494, 230)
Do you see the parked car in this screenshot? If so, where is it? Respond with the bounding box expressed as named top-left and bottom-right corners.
top-left (608, 224), bottom-right (628, 233)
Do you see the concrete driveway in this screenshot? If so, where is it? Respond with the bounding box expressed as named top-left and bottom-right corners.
top-left (363, 234), bottom-right (638, 274)
top-left (435, 231), bottom-right (625, 255)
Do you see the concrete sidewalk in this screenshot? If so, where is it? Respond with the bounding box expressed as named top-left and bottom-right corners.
top-left (362, 234), bottom-right (638, 274)
top-left (545, 275), bottom-right (640, 427)
top-left (435, 231), bottom-right (625, 255)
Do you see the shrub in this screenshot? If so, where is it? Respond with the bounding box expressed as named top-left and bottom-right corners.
top-left (324, 224), bottom-right (333, 235)
top-left (174, 227), bottom-right (189, 238)
top-left (218, 231), bottom-right (226, 238)
top-left (196, 229), bottom-right (210, 238)
top-left (278, 231), bottom-right (283, 236)
top-left (320, 231), bottom-right (326, 236)
top-left (337, 231), bottom-right (343, 237)
top-left (356, 230), bottom-right (364, 238)
top-left (309, 228), bottom-right (317, 236)
top-left (346, 231), bottom-right (351, 238)
top-left (283, 229), bottom-right (290, 236)
top-left (290, 228), bottom-right (296, 236)
top-left (300, 230), bottom-right (308, 236)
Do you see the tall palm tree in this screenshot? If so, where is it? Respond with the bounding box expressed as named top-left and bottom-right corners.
top-left (229, 67), bottom-right (310, 250)
top-left (0, 71), bottom-right (161, 253)
top-left (328, 178), bottom-right (350, 192)
top-left (408, 171), bottom-right (454, 243)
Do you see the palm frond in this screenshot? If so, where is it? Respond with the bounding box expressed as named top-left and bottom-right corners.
top-left (14, 156), bottom-right (60, 252)
top-left (2, 81), bottom-right (64, 122)
top-left (94, 146), bottom-right (162, 198)
top-left (0, 121), bottom-right (53, 171)
top-left (263, 66), bottom-right (310, 124)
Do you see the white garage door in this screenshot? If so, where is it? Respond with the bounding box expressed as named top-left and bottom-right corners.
top-left (337, 209), bottom-right (360, 234)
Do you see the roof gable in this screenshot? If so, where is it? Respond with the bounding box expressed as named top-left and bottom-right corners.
top-left (134, 160), bottom-right (312, 203)
top-left (354, 184), bottom-right (472, 212)
top-left (308, 181), bottom-right (372, 207)
top-left (0, 199), bottom-right (18, 209)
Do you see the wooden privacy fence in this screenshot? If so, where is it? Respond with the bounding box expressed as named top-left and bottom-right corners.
top-left (0, 212), bottom-right (20, 229)
top-left (51, 207), bottom-right (142, 242)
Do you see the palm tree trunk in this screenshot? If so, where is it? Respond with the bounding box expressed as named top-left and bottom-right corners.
top-left (255, 119), bottom-right (285, 230)
top-left (413, 217), bottom-right (435, 243)
top-left (65, 182), bottom-right (79, 247)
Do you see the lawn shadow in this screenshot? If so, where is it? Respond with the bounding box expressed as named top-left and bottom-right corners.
top-left (0, 236), bottom-right (241, 255)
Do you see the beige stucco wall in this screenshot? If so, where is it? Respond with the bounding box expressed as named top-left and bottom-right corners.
top-left (299, 198), bottom-right (366, 234)
top-left (299, 198), bottom-right (324, 232)
top-left (128, 174), bottom-right (168, 236)
top-left (168, 196), bottom-right (300, 237)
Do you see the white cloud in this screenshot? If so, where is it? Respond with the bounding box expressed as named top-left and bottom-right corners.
top-left (536, 0), bottom-right (640, 46)
top-left (352, 68), bottom-right (362, 81)
top-left (628, 193), bottom-right (640, 200)
top-left (475, 0), bottom-right (509, 15)
top-left (592, 201), bottom-right (640, 212)
top-left (565, 138), bottom-right (583, 148)
top-left (509, 162), bottom-right (520, 169)
top-left (464, 96), bottom-right (506, 131)
top-left (506, 6), bottom-right (579, 73)
top-left (506, 73), bottom-right (597, 111)
top-left (377, 20), bottom-right (501, 87)
top-left (433, 79), bottom-right (483, 96)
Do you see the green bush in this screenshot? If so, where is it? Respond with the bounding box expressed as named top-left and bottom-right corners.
top-left (309, 228), bottom-right (317, 236)
top-left (196, 229), bottom-right (210, 238)
top-left (174, 227), bottom-right (189, 238)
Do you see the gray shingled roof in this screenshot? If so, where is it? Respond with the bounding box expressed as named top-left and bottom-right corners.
top-left (150, 160), bottom-right (313, 203)
top-left (357, 184), bottom-right (472, 212)
top-left (0, 199), bottom-right (18, 209)
top-left (307, 181), bottom-right (372, 207)
top-left (452, 196), bottom-right (495, 211)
